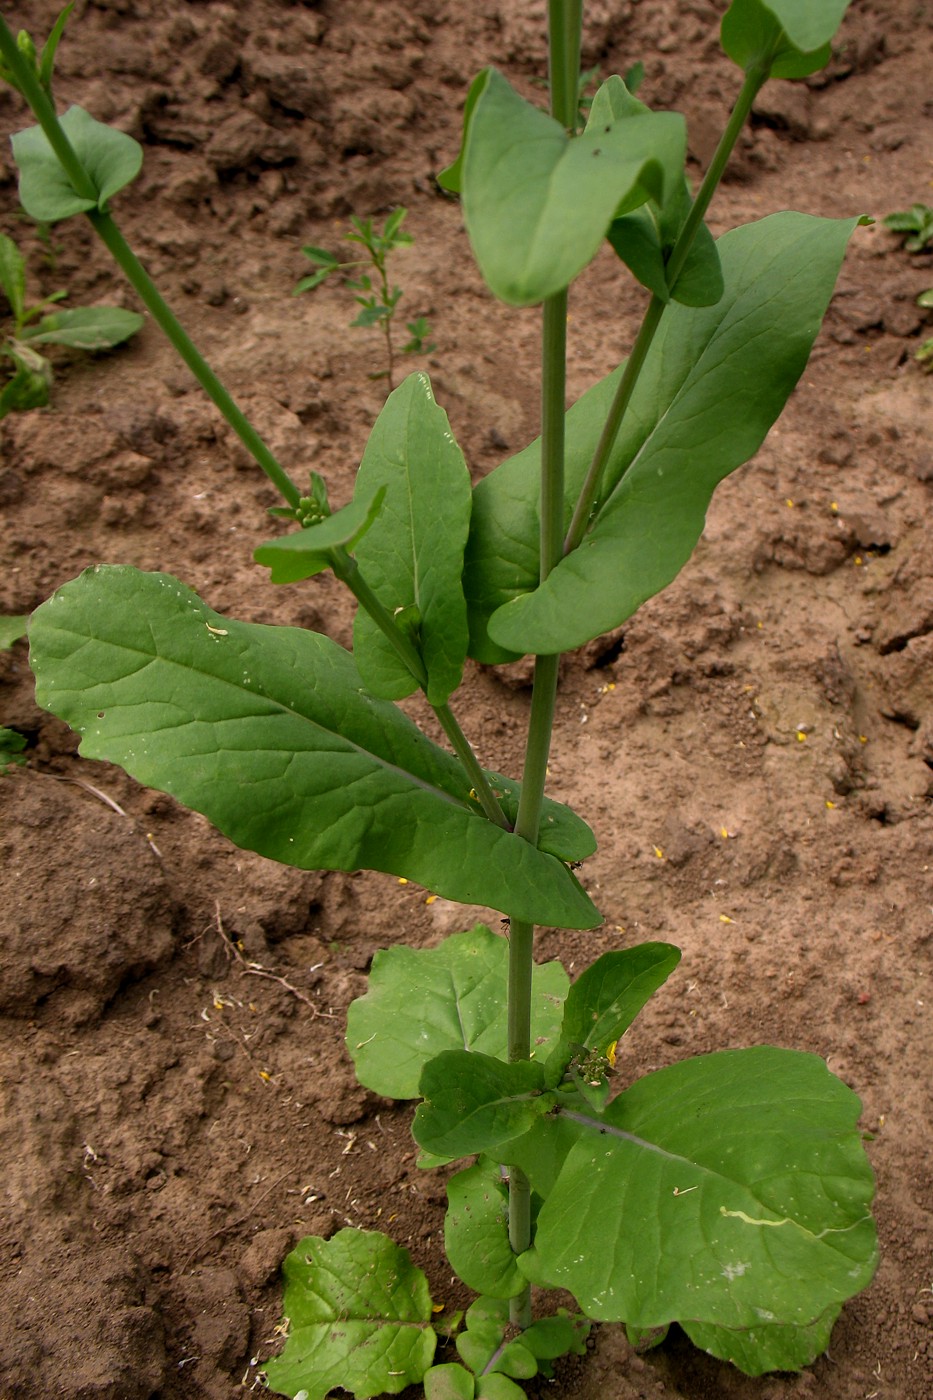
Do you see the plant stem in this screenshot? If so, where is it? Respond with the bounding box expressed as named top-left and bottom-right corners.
top-left (89, 213), bottom-right (301, 508)
top-left (329, 549), bottom-right (510, 831)
top-left (0, 19), bottom-right (303, 512)
top-left (563, 63), bottom-right (769, 552)
top-left (505, 0), bottom-right (582, 1334)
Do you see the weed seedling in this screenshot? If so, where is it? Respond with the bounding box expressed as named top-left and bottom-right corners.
top-left (0, 231), bottom-right (143, 418)
top-left (295, 207), bottom-right (435, 390)
top-left (884, 201), bottom-right (933, 369)
top-left (3, 2), bottom-right (879, 1396)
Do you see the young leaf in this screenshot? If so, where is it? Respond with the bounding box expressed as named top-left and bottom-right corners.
top-left (0, 615), bottom-right (28, 649)
top-left (347, 924), bottom-right (569, 1100)
top-left (445, 1158), bottom-right (525, 1299)
top-left (414, 1050), bottom-right (552, 1158)
top-left (683, 1304), bottom-right (841, 1376)
top-left (470, 212), bottom-right (861, 658)
top-left (532, 1048), bottom-right (877, 1342)
top-left (425, 1364), bottom-right (475, 1400)
top-left (721, 0), bottom-right (851, 79)
top-left (12, 105), bottom-right (143, 221)
top-left (436, 68), bottom-right (488, 195)
top-left (262, 1229), bottom-right (436, 1399)
top-left (455, 1298), bottom-right (537, 1384)
top-left (352, 373), bottom-right (472, 706)
top-left (462, 68), bottom-right (684, 305)
top-left (558, 943), bottom-right (681, 1059)
top-left (0, 357), bottom-right (51, 417)
top-left (255, 488), bottom-right (387, 584)
top-left (0, 233), bottom-right (26, 324)
top-left (21, 305), bottom-right (143, 349)
top-left (28, 567), bottom-right (599, 929)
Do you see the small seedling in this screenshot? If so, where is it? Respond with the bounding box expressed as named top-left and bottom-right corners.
top-left (0, 231), bottom-right (143, 418)
top-left (295, 207), bottom-right (435, 390)
top-left (0, 616), bottom-right (28, 772)
top-left (883, 202), bottom-right (933, 252)
top-left (3, 2), bottom-right (879, 1396)
top-left (884, 202), bottom-right (933, 369)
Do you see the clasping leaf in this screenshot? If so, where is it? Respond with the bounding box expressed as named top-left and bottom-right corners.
top-left (461, 68), bottom-right (685, 305)
top-left (12, 105), bottom-right (143, 221)
top-left (721, 0), bottom-right (852, 79)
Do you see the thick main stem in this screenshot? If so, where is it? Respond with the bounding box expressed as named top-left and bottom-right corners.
top-left (506, 2), bottom-right (581, 1332)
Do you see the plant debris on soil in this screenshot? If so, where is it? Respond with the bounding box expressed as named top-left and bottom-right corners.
top-left (1, 2), bottom-right (932, 1398)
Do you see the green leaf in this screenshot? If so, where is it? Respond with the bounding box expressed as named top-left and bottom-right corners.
top-left (445, 1158), bottom-right (525, 1299)
top-left (532, 1048), bottom-right (877, 1334)
top-left (550, 945), bottom-right (681, 1085)
top-left (352, 373), bottom-right (472, 705)
top-left (683, 1304), bottom-right (841, 1376)
top-left (28, 567), bottom-right (599, 929)
top-left (475, 1378), bottom-right (527, 1400)
top-left (425, 1364), bottom-right (475, 1400)
top-left (721, 0), bottom-right (851, 79)
top-left (0, 233), bottom-right (26, 324)
top-left (0, 726), bottom-right (27, 770)
top-left (414, 1050), bottom-right (552, 1159)
top-left (462, 68), bottom-right (684, 304)
top-left (347, 924), bottom-right (569, 1100)
top-left (21, 304), bottom-right (143, 349)
top-left (608, 179), bottom-right (723, 309)
top-left (455, 1298), bottom-right (538, 1385)
top-left (262, 1230), bottom-right (436, 1399)
top-left (437, 69), bottom-right (489, 195)
top-left (254, 489), bottom-right (387, 584)
top-left (521, 1313), bottom-right (590, 1368)
top-left (0, 356), bottom-right (51, 417)
top-left (12, 105), bottom-right (143, 221)
top-left (38, 4), bottom-right (75, 92)
top-left (469, 213), bottom-right (860, 658)
top-left (0, 615), bottom-right (28, 649)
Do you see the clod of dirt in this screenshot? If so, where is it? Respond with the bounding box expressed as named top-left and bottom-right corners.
top-left (0, 774), bottom-right (178, 1024)
top-left (0, 1247), bottom-right (166, 1400)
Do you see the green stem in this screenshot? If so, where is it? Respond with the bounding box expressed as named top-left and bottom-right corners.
top-left (433, 704), bottom-right (511, 832)
top-left (563, 63), bottom-right (769, 553)
top-left (0, 18), bottom-right (302, 512)
top-left (505, 0), bottom-right (581, 1335)
top-left (89, 213), bottom-right (300, 508)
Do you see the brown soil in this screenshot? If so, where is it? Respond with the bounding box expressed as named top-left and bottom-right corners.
top-left (1, 2), bottom-right (932, 1398)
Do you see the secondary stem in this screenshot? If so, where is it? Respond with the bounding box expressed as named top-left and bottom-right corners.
top-left (563, 63), bottom-right (768, 552)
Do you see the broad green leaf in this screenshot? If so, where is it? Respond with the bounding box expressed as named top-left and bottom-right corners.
top-left (425, 1364), bottom-right (475, 1400)
top-left (352, 373), bottom-right (472, 705)
top-left (20, 304), bottom-right (143, 349)
top-left (27, 567), bottom-right (600, 929)
top-left (255, 489), bottom-right (387, 584)
top-left (521, 1313), bottom-right (590, 1366)
top-left (462, 68), bottom-right (684, 305)
top-left (0, 233), bottom-right (26, 323)
top-left (445, 1159), bottom-right (524, 1299)
top-left (474, 212), bottom-right (860, 657)
top-left (12, 106), bottom-right (143, 221)
top-left (721, 0), bottom-right (851, 79)
top-left (683, 1304), bottom-right (841, 1376)
top-left (532, 1048), bottom-right (877, 1332)
top-left (414, 1050), bottom-right (552, 1158)
top-left (262, 1230), bottom-right (436, 1399)
top-left (347, 925), bottom-right (569, 1100)
top-left (0, 615), bottom-right (28, 649)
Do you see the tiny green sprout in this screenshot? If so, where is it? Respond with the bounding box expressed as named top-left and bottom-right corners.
top-left (884, 202), bottom-right (933, 253)
top-left (294, 207), bottom-right (434, 391)
top-left (884, 203), bottom-right (933, 368)
top-left (0, 232), bottom-right (143, 419)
